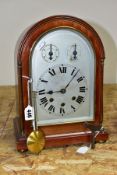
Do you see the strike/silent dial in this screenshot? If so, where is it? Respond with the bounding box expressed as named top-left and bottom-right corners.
top-left (68, 44), bottom-right (81, 60)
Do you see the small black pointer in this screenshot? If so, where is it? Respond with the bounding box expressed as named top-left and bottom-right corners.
top-left (73, 44), bottom-right (77, 59)
top-left (48, 44), bottom-right (53, 60)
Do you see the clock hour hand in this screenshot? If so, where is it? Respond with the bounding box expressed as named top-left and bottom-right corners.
top-left (38, 89), bottom-right (66, 95)
top-left (38, 90), bottom-right (54, 95)
top-left (65, 69), bottom-right (79, 89)
top-left (52, 89), bottom-right (66, 94)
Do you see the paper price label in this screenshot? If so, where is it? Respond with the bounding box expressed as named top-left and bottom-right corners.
top-left (24, 105), bottom-right (34, 121)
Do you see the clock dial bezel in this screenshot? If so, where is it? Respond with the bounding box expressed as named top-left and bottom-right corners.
top-left (15, 15), bottom-right (107, 150)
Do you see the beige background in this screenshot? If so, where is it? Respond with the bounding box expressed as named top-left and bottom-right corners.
top-left (0, 0), bottom-right (117, 85)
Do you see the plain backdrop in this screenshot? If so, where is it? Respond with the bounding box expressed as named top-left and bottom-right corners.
top-left (0, 0), bottom-right (117, 85)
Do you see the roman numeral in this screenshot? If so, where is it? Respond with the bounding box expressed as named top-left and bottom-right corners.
top-left (79, 86), bottom-right (86, 92)
top-left (40, 79), bottom-right (48, 83)
top-left (39, 89), bottom-right (45, 95)
top-left (71, 105), bottom-right (76, 112)
top-left (48, 68), bottom-right (56, 76)
top-left (76, 96), bottom-right (84, 104)
top-left (48, 105), bottom-right (55, 113)
top-left (60, 107), bottom-right (65, 115)
top-left (40, 97), bottom-right (48, 106)
top-left (59, 66), bottom-right (67, 73)
top-left (71, 67), bottom-right (76, 76)
top-left (77, 77), bottom-right (83, 83)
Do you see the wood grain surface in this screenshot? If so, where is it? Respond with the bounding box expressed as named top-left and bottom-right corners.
top-left (0, 85), bottom-right (117, 175)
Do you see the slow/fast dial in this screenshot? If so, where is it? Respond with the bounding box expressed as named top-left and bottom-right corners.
top-left (42, 44), bottom-right (59, 62)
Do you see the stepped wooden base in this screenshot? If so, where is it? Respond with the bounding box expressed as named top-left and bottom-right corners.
top-left (14, 117), bottom-right (109, 152)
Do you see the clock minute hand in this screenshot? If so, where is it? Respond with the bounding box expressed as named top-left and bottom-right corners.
top-left (65, 69), bottom-right (79, 89)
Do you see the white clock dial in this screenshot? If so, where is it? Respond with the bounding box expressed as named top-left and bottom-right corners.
top-left (31, 28), bottom-right (95, 126)
top-left (37, 64), bottom-right (88, 116)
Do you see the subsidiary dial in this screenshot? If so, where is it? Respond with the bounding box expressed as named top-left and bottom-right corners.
top-left (42, 44), bottom-right (59, 62)
top-left (37, 64), bottom-right (88, 116)
top-left (68, 44), bottom-right (81, 60)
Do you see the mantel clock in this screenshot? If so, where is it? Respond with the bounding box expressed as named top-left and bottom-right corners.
top-left (14, 15), bottom-right (108, 153)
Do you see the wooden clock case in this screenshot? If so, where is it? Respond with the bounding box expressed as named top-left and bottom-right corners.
top-left (14, 15), bottom-right (108, 151)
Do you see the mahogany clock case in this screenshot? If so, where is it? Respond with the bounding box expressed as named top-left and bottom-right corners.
top-left (14, 15), bottom-right (108, 151)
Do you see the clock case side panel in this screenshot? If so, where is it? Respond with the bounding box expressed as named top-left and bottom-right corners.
top-left (14, 29), bottom-right (31, 151)
top-left (14, 15), bottom-right (108, 150)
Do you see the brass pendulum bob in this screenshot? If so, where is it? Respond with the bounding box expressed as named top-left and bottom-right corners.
top-left (27, 122), bottom-right (45, 154)
top-left (26, 78), bottom-right (45, 154)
